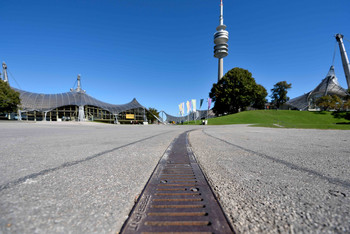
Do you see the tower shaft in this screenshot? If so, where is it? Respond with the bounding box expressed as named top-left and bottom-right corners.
top-left (335, 34), bottom-right (350, 89)
top-left (218, 58), bottom-right (223, 80)
top-left (213, 0), bottom-right (229, 81)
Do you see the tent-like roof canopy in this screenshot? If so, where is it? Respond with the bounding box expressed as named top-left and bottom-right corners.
top-left (15, 88), bottom-right (145, 114)
top-left (287, 66), bottom-right (348, 110)
top-left (163, 110), bottom-right (215, 123)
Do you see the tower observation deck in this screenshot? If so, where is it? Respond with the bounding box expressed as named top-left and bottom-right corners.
top-left (214, 0), bottom-right (229, 81)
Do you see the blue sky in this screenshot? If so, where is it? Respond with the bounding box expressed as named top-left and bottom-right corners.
top-left (1, 0), bottom-right (349, 117)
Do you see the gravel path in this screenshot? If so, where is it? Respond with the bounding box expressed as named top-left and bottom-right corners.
top-left (189, 125), bottom-right (350, 233)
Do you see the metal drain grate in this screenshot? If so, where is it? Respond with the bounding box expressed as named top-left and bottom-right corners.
top-left (120, 131), bottom-right (234, 234)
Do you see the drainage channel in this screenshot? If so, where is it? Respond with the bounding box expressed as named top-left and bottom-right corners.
top-left (120, 131), bottom-right (234, 234)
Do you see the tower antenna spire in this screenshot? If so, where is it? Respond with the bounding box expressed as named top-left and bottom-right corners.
top-left (214, 0), bottom-right (229, 81)
top-left (220, 0), bottom-right (223, 25)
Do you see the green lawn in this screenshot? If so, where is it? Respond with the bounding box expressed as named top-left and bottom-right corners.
top-left (183, 110), bottom-right (350, 130)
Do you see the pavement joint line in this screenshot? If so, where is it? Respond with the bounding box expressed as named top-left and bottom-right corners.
top-left (202, 129), bottom-right (350, 189)
top-left (0, 130), bottom-right (175, 192)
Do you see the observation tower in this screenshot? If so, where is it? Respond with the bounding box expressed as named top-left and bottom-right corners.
top-left (214, 0), bottom-right (229, 81)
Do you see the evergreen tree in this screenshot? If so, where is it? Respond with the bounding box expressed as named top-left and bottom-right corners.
top-left (270, 81), bottom-right (292, 108)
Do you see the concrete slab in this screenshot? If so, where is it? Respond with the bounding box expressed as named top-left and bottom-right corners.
top-left (0, 122), bottom-right (193, 233)
top-left (189, 125), bottom-right (350, 233)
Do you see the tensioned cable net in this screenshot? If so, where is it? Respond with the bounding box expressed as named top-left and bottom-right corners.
top-left (163, 110), bottom-right (215, 123)
top-left (287, 66), bottom-right (348, 110)
top-left (14, 88), bottom-right (145, 114)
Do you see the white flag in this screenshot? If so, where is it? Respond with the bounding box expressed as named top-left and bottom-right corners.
top-left (192, 99), bottom-right (196, 112)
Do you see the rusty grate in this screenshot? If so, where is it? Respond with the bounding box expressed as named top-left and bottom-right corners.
top-left (120, 131), bottom-right (234, 234)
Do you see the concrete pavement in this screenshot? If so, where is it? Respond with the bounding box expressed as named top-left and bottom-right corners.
top-left (0, 122), bottom-right (349, 233)
top-left (189, 125), bottom-right (350, 233)
top-left (0, 122), bottom-right (194, 233)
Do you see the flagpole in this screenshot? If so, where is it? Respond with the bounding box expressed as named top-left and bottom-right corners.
top-left (207, 107), bottom-right (209, 123)
top-left (207, 98), bottom-right (212, 125)
top-left (187, 101), bottom-right (189, 124)
top-left (207, 98), bottom-right (208, 121)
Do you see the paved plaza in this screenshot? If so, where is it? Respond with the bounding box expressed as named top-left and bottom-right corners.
top-left (0, 121), bottom-right (349, 233)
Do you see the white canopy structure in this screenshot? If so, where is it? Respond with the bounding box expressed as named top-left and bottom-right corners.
top-left (14, 88), bottom-right (144, 115)
top-left (162, 110), bottom-right (215, 123)
top-left (1, 63), bottom-right (147, 123)
top-left (287, 66), bottom-right (348, 110)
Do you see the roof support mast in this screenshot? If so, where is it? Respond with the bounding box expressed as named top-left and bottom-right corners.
top-left (77, 74), bottom-right (82, 92)
top-left (335, 34), bottom-right (350, 90)
top-left (2, 62), bottom-right (9, 83)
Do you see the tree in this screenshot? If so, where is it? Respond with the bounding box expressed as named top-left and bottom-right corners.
top-left (332, 95), bottom-right (342, 111)
top-left (0, 80), bottom-right (21, 114)
top-left (315, 95), bottom-right (333, 111)
top-left (252, 84), bottom-right (268, 109)
top-left (209, 67), bottom-right (267, 115)
top-left (270, 81), bottom-right (292, 108)
top-left (343, 99), bottom-right (350, 110)
top-left (146, 107), bottom-right (160, 123)
top-left (316, 95), bottom-right (341, 111)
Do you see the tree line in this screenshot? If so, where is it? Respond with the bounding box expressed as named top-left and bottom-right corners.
top-left (209, 67), bottom-right (292, 115)
top-left (316, 95), bottom-right (350, 111)
top-left (209, 67), bottom-right (350, 116)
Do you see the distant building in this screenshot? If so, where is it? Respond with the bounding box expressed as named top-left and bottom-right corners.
top-left (286, 66), bottom-right (348, 111)
top-left (163, 110), bottom-right (215, 124)
top-left (2, 63), bottom-right (147, 124)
